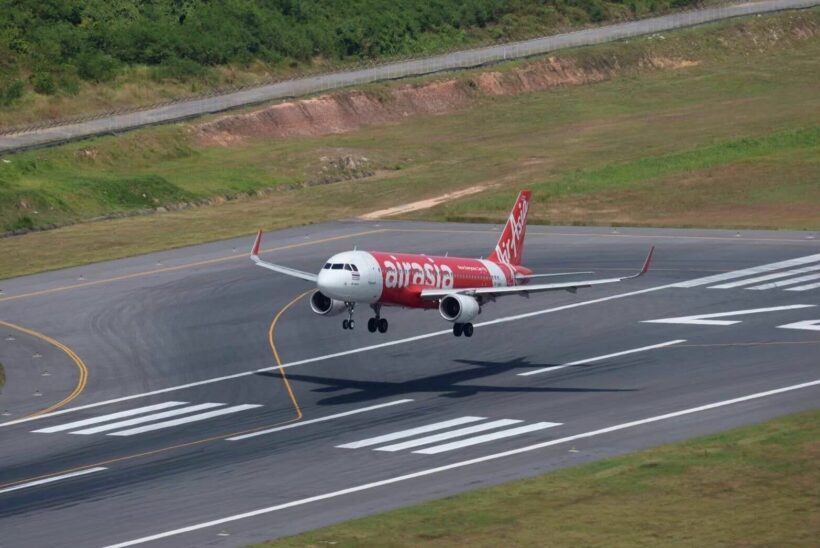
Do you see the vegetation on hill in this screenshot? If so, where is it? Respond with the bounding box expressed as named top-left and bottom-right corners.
top-left (0, 8), bottom-right (816, 279)
top-left (0, 0), bottom-right (699, 123)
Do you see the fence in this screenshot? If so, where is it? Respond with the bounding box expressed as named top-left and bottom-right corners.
top-left (0, 0), bottom-right (816, 153)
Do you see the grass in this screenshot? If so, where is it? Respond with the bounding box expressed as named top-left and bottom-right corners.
top-left (0, 9), bottom-right (818, 279)
top-left (258, 409), bottom-right (820, 547)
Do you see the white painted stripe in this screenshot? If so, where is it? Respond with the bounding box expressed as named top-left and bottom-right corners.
top-left (337, 417), bottom-right (486, 449)
top-left (708, 263), bottom-right (820, 289)
top-left (747, 273), bottom-right (820, 290)
top-left (0, 467), bottom-right (108, 495)
top-left (375, 419), bottom-right (522, 452)
top-left (671, 253), bottom-right (820, 288)
top-left (108, 404), bottom-right (262, 436)
top-left (71, 403), bottom-right (224, 435)
top-left (777, 319), bottom-right (820, 332)
top-left (416, 422), bottom-right (561, 454)
top-left (104, 379), bottom-right (820, 548)
top-left (1, 280), bottom-right (680, 429)
top-left (519, 340), bottom-right (686, 376)
top-left (32, 402), bottom-right (188, 433)
top-left (642, 305), bottom-right (815, 326)
top-left (785, 281), bottom-right (820, 292)
top-left (227, 399), bottom-right (414, 441)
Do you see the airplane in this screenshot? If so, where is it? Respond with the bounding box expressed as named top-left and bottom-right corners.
top-left (251, 190), bottom-right (654, 338)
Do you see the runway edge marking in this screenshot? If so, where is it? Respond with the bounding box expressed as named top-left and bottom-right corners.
top-left (104, 379), bottom-right (820, 548)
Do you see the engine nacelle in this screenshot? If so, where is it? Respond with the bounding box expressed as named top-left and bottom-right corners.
top-left (310, 291), bottom-right (347, 316)
top-left (439, 294), bottom-right (480, 323)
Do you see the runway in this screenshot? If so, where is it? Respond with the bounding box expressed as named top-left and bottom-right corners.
top-left (1, 220), bottom-right (818, 547)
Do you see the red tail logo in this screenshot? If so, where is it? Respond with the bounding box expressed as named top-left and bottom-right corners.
top-left (488, 190), bottom-right (530, 266)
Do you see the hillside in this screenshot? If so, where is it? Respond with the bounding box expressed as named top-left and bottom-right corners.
top-left (0, 8), bottom-right (817, 278)
top-left (0, 0), bottom-right (700, 127)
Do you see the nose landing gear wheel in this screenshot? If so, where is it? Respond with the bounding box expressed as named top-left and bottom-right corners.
top-left (367, 318), bottom-right (377, 333)
top-left (453, 323), bottom-right (463, 337)
top-left (342, 319), bottom-right (350, 330)
top-left (377, 318), bottom-right (388, 333)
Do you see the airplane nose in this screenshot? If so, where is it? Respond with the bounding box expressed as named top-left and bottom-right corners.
top-left (317, 269), bottom-right (331, 293)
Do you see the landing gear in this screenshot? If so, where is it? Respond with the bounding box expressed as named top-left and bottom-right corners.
top-left (367, 304), bottom-right (388, 334)
top-left (342, 302), bottom-right (355, 330)
top-left (453, 323), bottom-right (474, 337)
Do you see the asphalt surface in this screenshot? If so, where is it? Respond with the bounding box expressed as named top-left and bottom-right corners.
top-left (1, 220), bottom-right (818, 547)
top-left (2, 0), bottom-right (817, 153)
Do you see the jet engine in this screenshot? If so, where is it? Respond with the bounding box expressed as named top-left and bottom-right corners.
top-left (439, 294), bottom-right (480, 323)
top-left (310, 291), bottom-right (347, 316)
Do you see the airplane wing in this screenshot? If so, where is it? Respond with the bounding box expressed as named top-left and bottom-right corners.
top-left (250, 230), bottom-right (318, 283)
top-left (421, 247), bottom-right (654, 300)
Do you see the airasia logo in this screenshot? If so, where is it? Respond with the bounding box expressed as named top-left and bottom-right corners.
top-left (495, 197), bottom-right (528, 264)
top-left (384, 258), bottom-right (454, 289)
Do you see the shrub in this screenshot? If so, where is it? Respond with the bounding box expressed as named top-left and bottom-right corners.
top-left (0, 80), bottom-right (24, 106)
top-left (31, 72), bottom-right (57, 95)
top-left (76, 52), bottom-right (119, 82)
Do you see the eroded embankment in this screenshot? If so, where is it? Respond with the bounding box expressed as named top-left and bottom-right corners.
top-left (196, 56), bottom-right (697, 146)
top-left (195, 11), bottom-right (819, 147)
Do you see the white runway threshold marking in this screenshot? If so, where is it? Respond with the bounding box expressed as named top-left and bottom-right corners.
top-left (32, 402), bottom-right (188, 433)
top-left (672, 253), bottom-right (820, 288)
top-left (109, 405), bottom-right (262, 437)
top-left (643, 305), bottom-right (816, 326)
top-left (337, 416), bottom-right (486, 449)
top-left (519, 340), bottom-right (686, 376)
top-left (104, 379), bottom-right (820, 548)
top-left (375, 419), bottom-right (523, 452)
top-left (0, 467), bottom-right (108, 495)
top-left (227, 399), bottom-right (414, 441)
top-left (71, 403), bottom-right (225, 435)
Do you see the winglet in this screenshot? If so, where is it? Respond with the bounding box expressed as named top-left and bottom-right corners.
top-left (640, 246), bottom-right (655, 275)
top-left (251, 229), bottom-right (263, 259)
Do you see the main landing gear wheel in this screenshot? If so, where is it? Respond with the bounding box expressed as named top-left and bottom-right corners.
top-left (453, 323), bottom-right (474, 337)
top-left (368, 304), bottom-right (388, 334)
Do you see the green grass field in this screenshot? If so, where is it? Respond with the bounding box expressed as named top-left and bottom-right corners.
top-left (0, 9), bottom-right (817, 279)
top-left (258, 409), bottom-right (820, 547)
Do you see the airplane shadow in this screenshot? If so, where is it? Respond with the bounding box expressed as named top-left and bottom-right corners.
top-left (256, 356), bottom-right (635, 406)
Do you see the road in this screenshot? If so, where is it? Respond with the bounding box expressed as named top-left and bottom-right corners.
top-left (2, 0), bottom-right (818, 153)
top-left (1, 220), bottom-right (818, 547)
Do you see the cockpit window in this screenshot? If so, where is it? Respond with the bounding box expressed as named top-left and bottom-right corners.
top-left (344, 264), bottom-right (352, 271)
top-left (350, 264), bottom-right (358, 272)
top-left (323, 263), bottom-right (331, 269)
top-left (331, 263), bottom-right (343, 270)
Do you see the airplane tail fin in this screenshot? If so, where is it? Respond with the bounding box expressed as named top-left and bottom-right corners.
top-left (488, 190), bottom-right (531, 266)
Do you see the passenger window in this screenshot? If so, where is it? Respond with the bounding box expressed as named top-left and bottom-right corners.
top-left (331, 264), bottom-right (343, 270)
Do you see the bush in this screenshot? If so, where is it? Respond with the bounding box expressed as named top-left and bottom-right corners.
top-left (0, 80), bottom-right (24, 106)
top-left (150, 57), bottom-right (211, 82)
top-left (76, 52), bottom-right (119, 82)
top-left (31, 72), bottom-right (57, 95)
